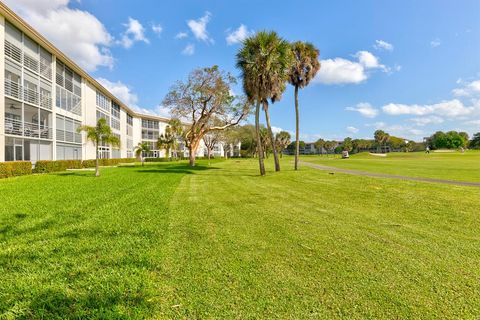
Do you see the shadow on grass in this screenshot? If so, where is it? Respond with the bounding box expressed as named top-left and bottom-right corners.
top-left (135, 164), bottom-right (220, 174)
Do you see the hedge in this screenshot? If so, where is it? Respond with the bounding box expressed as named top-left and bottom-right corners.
top-left (34, 160), bottom-right (83, 173)
top-left (145, 157), bottom-right (172, 162)
top-left (82, 158), bottom-right (136, 168)
top-left (0, 161), bottom-right (32, 179)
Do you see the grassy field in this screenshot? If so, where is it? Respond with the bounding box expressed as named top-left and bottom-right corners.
top-left (301, 150), bottom-right (480, 182)
top-left (0, 158), bottom-right (479, 318)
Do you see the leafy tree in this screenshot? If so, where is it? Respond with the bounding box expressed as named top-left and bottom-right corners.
top-left (374, 130), bottom-right (390, 152)
top-left (77, 118), bottom-right (120, 177)
top-left (158, 125), bottom-right (176, 159)
top-left (323, 140), bottom-right (337, 155)
top-left (469, 132), bottom-right (480, 149)
top-left (167, 118), bottom-right (184, 159)
top-left (342, 137), bottom-right (353, 152)
top-left (134, 142), bottom-right (151, 167)
top-left (288, 41), bottom-right (321, 170)
top-left (260, 127), bottom-right (271, 158)
top-left (314, 138), bottom-right (325, 155)
top-left (388, 136), bottom-right (406, 150)
top-left (236, 124), bottom-right (257, 157)
top-left (237, 31), bottom-right (293, 175)
top-left (202, 128), bottom-right (222, 160)
top-left (429, 131), bottom-right (468, 149)
top-left (162, 66), bottom-right (249, 166)
top-left (275, 131), bottom-right (291, 158)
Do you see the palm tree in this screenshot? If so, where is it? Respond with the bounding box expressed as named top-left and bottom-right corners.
top-left (167, 118), bottom-right (183, 160)
top-left (374, 130), bottom-right (390, 153)
top-left (158, 125), bottom-right (175, 159)
top-left (275, 131), bottom-right (291, 158)
top-left (288, 41), bottom-right (321, 170)
top-left (236, 31), bottom-right (292, 175)
top-left (77, 118), bottom-right (120, 177)
top-left (134, 142), bottom-right (151, 166)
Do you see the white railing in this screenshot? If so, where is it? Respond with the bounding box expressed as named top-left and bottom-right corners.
top-left (5, 78), bottom-right (21, 100)
top-left (57, 86), bottom-right (82, 116)
top-left (23, 52), bottom-right (40, 73)
top-left (56, 129), bottom-right (82, 143)
top-left (5, 79), bottom-right (52, 110)
top-left (5, 40), bottom-right (22, 64)
top-left (5, 118), bottom-right (52, 139)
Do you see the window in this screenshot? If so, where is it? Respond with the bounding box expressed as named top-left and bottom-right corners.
top-left (96, 91), bottom-right (110, 112)
top-left (56, 143), bottom-right (81, 160)
top-left (96, 110), bottom-right (110, 126)
top-left (111, 102), bottom-right (120, 119)
top-left (111, 118), bottom-right (120, 130)
top-left (56, 60), bottom-right (81, 115)
top-left (127, 114), bottom-right (133, 126)
top-left (56, 115), bottom-right (81, 143)
top-left (142, 119), bottom-right (159, 129)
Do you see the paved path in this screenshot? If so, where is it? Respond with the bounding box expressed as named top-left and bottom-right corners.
top-left (299, 161), bottom-right (480, 187)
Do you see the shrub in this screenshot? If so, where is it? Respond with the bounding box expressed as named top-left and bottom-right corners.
top-left (145, 157), bottom-right (171, 162)
top-left (34, 160), bottom-right (83, 173)
top-left (0, 161), bottom-right (32, 179)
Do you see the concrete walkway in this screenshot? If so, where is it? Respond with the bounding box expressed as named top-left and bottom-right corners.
top-left (299, 161), bottom-right (480, 187)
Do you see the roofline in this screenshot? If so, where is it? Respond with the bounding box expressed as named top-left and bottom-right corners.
top-left (0, 1), bottom-right (170, 122)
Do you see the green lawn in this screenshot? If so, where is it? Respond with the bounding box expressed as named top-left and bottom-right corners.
top-left (301, 150), bottom-right (480, 182)
top-left (0, 158), bottom-right (479, 318)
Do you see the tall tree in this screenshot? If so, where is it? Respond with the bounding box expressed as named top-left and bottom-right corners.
top-left (236, 31), bottom-right (293, 175)
top-left (167, 118), bottom-right (184, 160)
top-left (314, 138), bottom-right (325, 155)
top-left (275, 131), bottom-right (291, 158)
top-left (288, 41), bottom-right (321, 170)
top-left (162, 66), bottom-right (249, 166)
top-left (134, 142), bottom-right (151, 167)
top-left (469, 132), bottom-right (480, 149)
top-left (202, 130), bottom-right (221, 160)
top-left (77, 118), bottom-right (120, 177)
top-left (374, 130), bottom-right (390, 153)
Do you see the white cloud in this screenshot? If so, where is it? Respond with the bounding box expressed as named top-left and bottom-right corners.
top-left (430, 39), bottom-right (441, 47)
top-left (182, 43), bottom-right (195, 55)
top-left (410, 116), bottom-right (444, 126)
top-left (374, 40), bottom-right (394, 51)
top-left (187, 11), bottom-right (213, 43)
top-left (355, 51), bottom-right (387, 71)
top-left (4, 0), bottom-right (114, 71)
top-left (346, 102), bottom-right (379, 118)
top-left (382, 99), bottom-right (475, 117)
top-left (452, 79), bottom-right (480, 97)
top-left (97, 78), bottom-right (138, 107)
top-left (226, 24), bottom-right (253, 45)
top-left (346, 126), bottom-right (359, 133)
top-left (120, 17), bottom-right (149, 49)
top-left (271, 126), bottom-right (283, 134)
top-left (152, 23), bottom-right (163, 36)
top-left (465, 119), bottom-right (480, 126)
top-left (175, 32), bottom-right (188, 39)
top-left (366, 122), bottom-right (424, 138)
top-left (314, 51), bottom-right (387, 85)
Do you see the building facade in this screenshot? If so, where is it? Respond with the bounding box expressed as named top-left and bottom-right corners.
top-left (0, 3), bottom-right (235, 163)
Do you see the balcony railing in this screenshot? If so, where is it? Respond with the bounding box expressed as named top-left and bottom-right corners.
top-left (5, 79), bottom-right (52, 110)
top-left (56, 129), bottom-right (82, 144)
top-left (5, 118), bottom-right (52, 139)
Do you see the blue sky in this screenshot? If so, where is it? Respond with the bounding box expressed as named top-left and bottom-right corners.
top-left (7, 0), bottom-right (480, 141)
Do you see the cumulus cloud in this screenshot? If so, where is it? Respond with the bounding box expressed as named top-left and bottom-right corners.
top-left (152, 23), bottom-right (163, 36)
top-left (346, 102), bottom-right (379, 118)
top-left (4, 0), bottom-right (114, 71)
top-left (226, 24), bottom-right (253, 45)
top-left (97, 78), bottom-right (138, 107)
top-left (314, 51), bottom-right (388, 85)
top-left (120, 17), bottom-right (149, 49)
top-left (366, 122), bottom-right (424, 138)
top-left (175, 32), bottom-right (188, 39)
top-left (452, 79), bottom-right (480, 97)
top-left (346, 126), bottom-right (359, 133)
top-left (382, 99), bottom-right (475, 117)
top-left (182, 43), bottom-right (195, 55)
top-left (410, 116), bottom-right (444, 126)
top-left (271, 126), bottom-right (284, 134)
top-left (430, 39), bottom-right (441, 47)
top-left (373, 40), bottom-right (393, 51)
top-left (187, 11), bottom-right (213, 43)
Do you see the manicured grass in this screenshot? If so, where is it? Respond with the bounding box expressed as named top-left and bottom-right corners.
top-left (301, 150), bottom-right (480, 182)
top-left (1, 158), bottom-right (479, 318)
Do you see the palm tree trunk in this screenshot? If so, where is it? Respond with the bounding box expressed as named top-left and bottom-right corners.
top-left (294, 85), bottom-right (300, 170)
top-left (255, 102), bottom-right (266, 176)
top-left (263, 102), bottom-right (280, 172)
top-left (95, 145), bottom-right (100, 177)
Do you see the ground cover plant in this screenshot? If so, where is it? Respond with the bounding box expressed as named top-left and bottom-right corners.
top-left (0, 157), bottom-right (479, 318)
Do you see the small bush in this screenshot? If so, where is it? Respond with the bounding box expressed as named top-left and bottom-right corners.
top-left (145, 157), bottom-right (171, 162)
top-left (34, 160), bottom-right (82, 173)
top-left (0, 161), bottom-right (32, 179)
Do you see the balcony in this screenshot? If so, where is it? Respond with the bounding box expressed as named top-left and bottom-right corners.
top-left (5, 78), bottom-right (52, 110)
top-left (56, 129), bottom-right (82, 144)
top-left (5, 118), bottom-right (52, 139)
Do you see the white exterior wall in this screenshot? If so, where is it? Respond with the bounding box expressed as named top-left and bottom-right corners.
top-left (0, 15), bottom-right (5, 162)
top-left (83, 81), bottom-right (97, 160)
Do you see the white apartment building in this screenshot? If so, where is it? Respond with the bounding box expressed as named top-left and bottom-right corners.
top-left (0, 3), bottom-right (236, 164)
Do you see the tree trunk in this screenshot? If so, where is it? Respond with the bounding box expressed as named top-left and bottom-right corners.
top-left (294, 85), bottom-right (300, 170)
top-left (208, 148), bottom-right (211, 160)
top-left (263, 102), bottom-right (280, 172)
top-left (95, 145), bottom-right (100, 177)
top-left (255, 102), bottom-right (266, 176)
top-left (189, 145), bottom-right (196, 166)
